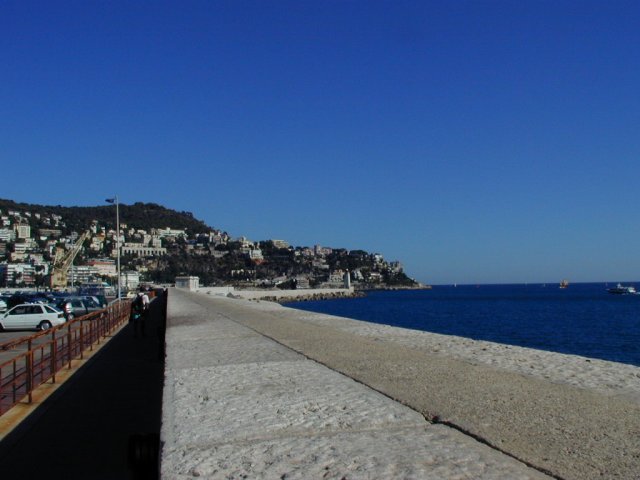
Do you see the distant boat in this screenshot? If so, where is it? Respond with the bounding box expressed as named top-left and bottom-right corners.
top-left (559, 279), bottom-right (569, 289)
top-left (607, 283), bottom-right (637, 295)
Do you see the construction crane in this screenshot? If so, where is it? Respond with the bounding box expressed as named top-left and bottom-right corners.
top-left (49, 230), bottom-right (90, 290)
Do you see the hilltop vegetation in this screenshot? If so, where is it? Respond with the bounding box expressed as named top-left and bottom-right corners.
top-left (0, 199), bottom-right (210, 236)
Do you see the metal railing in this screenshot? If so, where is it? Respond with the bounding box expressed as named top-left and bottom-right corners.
top-left (0, 299), bottom-right (132, 416)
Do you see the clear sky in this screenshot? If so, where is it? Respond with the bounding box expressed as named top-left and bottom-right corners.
top-left (2, 1), bottom-right (639, 285)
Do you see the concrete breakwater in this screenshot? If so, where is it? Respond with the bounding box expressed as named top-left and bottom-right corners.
top-left (162, 288), bottom-right (640, 479)
top-left (197, 286), bottom-right (363, 303)
top-left (263, 290), bottom-right (366, 303)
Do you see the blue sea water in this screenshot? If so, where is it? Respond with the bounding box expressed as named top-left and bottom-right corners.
top-left (287, 283), bottom-right (640, 367)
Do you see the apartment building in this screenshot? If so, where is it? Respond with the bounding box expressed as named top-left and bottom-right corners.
top-left (121, 244), bottom-right (167, 257)
top-left (0, 263), bottom-right (36, 286)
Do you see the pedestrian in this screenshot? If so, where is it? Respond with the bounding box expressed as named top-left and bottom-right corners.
top-left (140, 288), bottom-right (150, 311)
top-left (130, 291), bottom-right (147, 338)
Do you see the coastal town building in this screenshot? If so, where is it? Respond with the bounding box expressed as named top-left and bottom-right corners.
top-left (211, 249), bottom-right (228, 259)
top-left (38, 228), bottom-right (63, 239)
top-left (248, 249), bottom-right (263, 261)
top-left (69, 265), bottom-right (100, 285)
top-left (295, 276), bottom-right (311, 289)
top-left (13, 240), bottom-right (37, 255)
top-left (0, 263), bottom-right (36, 286)
top-left (120, 270), bottom-right (141, 291)
top-left (0, 229), bottom-right (16, 242)
top-left (271, 239), bottom-right (289, 249)
top-left (352, 269), bottom-right (365, 281)
top-left (327, 270), bottom-right (348, 286)
top-left (16, 224), bottom-right (31, 239)
top-left (314, 245), bottom-right (332, 256)
top-left (175, 275), bottom-right (199, 291)
top-left (121, 243), bottom-right (167, 257)
top-left (86, 259), bottom-right (117, 277)
top-left (153, 227), bottom-right (187, 239)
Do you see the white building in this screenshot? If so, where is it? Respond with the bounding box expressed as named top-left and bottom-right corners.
top-left (0, 229), bottom-right (16, 242)
top-left (69, 265), bottom-right (100, 285)
top-left (271, 239), bottom-right (289, 249)
top-left (121, 270), bottom-right (141, 291)
top-left (38, 228), bottom-right (62, 239)
top-left (328, 270), bottom-right (346, 285)
top-left (314, 245), bottom-right (333, 256)
top-left (249, 249), bottom-right (263, 261)
top-left (90, 236), bottom-right (105, 252)
top-left (154, 227), bottom-right (187, 239)
top-left (16, 224), bottom-right (31, 239)
top-left (175, 276), bottom-right (199, 291)
top-left (121, 243), bottom-right (167, 257)
top-left (13, 241), bottom-right (36, 254)
top-left (0, 263), bottom-right (36, 286)
top-left (87, 259), bottom-right (117, 277)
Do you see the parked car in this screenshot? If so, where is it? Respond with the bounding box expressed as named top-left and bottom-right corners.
top-left (81, 295), bottom-right (108, 309)
top-left (55, 296), bottom-right (103, 320)
top-left (0, 298), bottom-right (7, 313)
top-left (0, 303), bottom-right (66, 331)
top-left (7, 293), bottom-right (34, 309)
top-left (6, 292), bottom-right (55, 309)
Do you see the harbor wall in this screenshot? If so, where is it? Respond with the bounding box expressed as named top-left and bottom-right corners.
top-left (196, 286), bottom-right (359, 302)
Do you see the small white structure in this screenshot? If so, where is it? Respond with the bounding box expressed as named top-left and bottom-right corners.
top-left (344, 270), bottom-right (351, 289)
top-left (175, 276), bottom-right (199, 291)
top-left (121, 270), bottom-right (141, 291)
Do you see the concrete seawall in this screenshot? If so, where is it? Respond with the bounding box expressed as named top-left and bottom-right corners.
top-left (195, 286), bottom-right (361, 302)
top-left (162, 288), bottom-right (640, 479)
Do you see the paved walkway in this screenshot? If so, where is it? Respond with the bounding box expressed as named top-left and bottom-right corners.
top-left (0, 298), bottom-right (165, 479)
top-left (162, 289), bottom-right (551, 479)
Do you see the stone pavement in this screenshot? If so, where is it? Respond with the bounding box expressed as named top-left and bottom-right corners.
top-left (162, 288), bottom-right (551, 479)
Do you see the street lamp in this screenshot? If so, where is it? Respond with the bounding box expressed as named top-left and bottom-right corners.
top-left (106, 196), bottom-right (121, 301)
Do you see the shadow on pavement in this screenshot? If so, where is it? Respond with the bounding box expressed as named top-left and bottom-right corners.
top-left (0, 292), bottom-right (166, 480)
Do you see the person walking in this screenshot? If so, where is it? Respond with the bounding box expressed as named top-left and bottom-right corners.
top-left (130, 290), bottom-right (149, 338)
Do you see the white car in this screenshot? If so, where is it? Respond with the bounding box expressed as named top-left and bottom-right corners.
top-left (0, 303), bottom-right (66, 331)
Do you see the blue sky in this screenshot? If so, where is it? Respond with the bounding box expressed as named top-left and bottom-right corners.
top-left (2, 1), bottom-right (639, 284)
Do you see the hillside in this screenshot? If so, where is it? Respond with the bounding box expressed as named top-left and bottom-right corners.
top-left (0, 199), bottom-right (418, 289)
top-left (0, 199), bottom-right (213, 235)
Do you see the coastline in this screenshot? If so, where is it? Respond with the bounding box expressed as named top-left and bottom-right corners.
top-left (195, 284), bottom-right (431, 304)
top-left (196, 286), bottom-right (363, 303)
top-left (188, 290), bottom-right (640, 479)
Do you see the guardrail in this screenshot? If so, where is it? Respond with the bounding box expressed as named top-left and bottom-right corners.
top-left (0, 299), bottom-right (132, 416)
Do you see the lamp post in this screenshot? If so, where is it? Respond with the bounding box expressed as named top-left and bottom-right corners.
top-left (106, 196), bottom-right (121, 301)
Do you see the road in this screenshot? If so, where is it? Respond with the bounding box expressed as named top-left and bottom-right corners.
top-left (0, 331), bottom-right (29, 343)
top-left (0, 330), bottom-right (53, 366)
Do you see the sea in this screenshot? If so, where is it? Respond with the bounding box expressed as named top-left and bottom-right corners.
top-left (287, 283), bottom-right (640, 367)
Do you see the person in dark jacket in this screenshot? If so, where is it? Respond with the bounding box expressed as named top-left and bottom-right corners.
top-left (130, 292), bottom-right (148, 337)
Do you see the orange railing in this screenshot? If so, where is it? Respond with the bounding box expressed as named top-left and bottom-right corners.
top-left (0, 299), bottom-right (132, 416)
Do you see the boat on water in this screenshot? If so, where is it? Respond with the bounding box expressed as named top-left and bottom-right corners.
top-left (559, 279), bottom-right (569, 289)
top-left (607, 283), bottom-right (637, 295)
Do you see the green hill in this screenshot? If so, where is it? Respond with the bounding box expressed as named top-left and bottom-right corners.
top-left (0, 199), bottom-right (213, 235)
